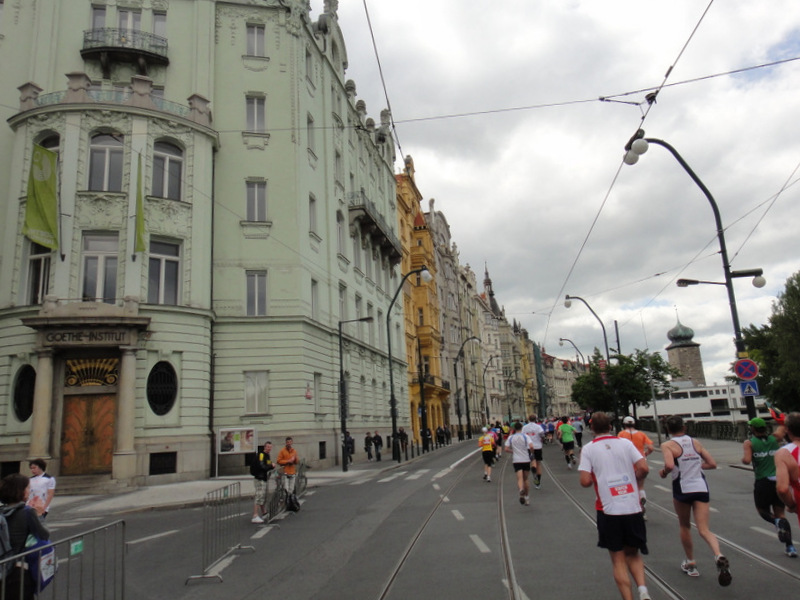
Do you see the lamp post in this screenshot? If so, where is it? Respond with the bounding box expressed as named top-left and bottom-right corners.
top-left (559, 337), bottom-right (586, 367)
top-left (564, 295), bottom-right (610, 363)
top-left (387, 266), bottom-right (433, 462)
top-left (453, 335), bottom-right (480, 440)
top-left (339, 316), bottom-right (374, 472)
top-left (481, 355), bottom-right (499, 423)
top-left (624, 129), bottom-right (765, 421)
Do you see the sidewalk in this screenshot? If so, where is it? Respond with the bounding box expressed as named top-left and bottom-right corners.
top-left (55, 451), bottom-right (421, 517)
top-left (52, 437), bottom-right (750, 518)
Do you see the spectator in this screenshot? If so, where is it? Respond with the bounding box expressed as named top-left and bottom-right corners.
top-left (250, 441), bottom-right (274, 524)
top-left (373, 431), bottom-right (383, 462)
top-left (364, 432), bottom-right (374, 461)
top-left (277, 437), bottom-right (299, 495)
top-left (27, 458), bottom-right (55, 520)
top-left (344, 431), bottom-right (355, 465)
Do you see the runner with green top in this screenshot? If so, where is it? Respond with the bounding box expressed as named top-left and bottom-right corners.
top-left (557, 416), bottom-right (577, 469)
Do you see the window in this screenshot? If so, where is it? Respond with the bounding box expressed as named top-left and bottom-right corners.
top-left (146, 362), bottom-right (178, 415)
top-left (246, 96), bottom-right (265, 133)
top-left (418, 308), bottom-right (424, 326)
top-left (352, 235), bottom-right (361, 269)
top-left (13, 365), bottom-right (36, 423)
top-left (308, 195), bottom-right (317, 234)
top-left (246, 24), bottom-right (265, 56)
top-left (26, 242), bottom-right (51, 305)
top-left (148, 240), bottom-right (180, 305)
top-left (367, 303), bottom-right (374, 345)
top-left (82, 233), bottom-right (118, 303)
top-left (355, 295), bottom-right (363, 336)
top-left (89, 134), bottom-right (123, 191)
top-left (377, 310), bottom-right (384, 347)
top-left (307, 114), bottom-right (316, 154)
top-left (246, 270), bottom-right (267, 316)
top-left (153, 12), bottom-right (167, 37)
top-left (311, 279), bottom-right (319, 320)
top-left (91, 5), bottom-right (106, 29)
top-left (305, 48), bottom-right (313, 81)
top-left (364, 241), bottom-right (372, 279)
top-left (339, 284), bottom-right (347, 320)
top-left (244, 371), bottom-right (269, 414)
top-left (334, 150), bottom-right (343, 184)
top-left (246, 181), bottom-right (267, 221)
top-left (152, 142), bottom-right (182, 200)
top-left (118, 8), bottom-right (141, 31)
top-left (336, 212), bottom-right (345, 255)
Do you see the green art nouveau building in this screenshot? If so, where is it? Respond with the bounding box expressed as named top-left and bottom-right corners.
top-left (0, 0), bottom-right (405, 489)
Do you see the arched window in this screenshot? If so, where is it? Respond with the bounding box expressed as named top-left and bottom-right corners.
top-left (89, 133), bottom-right (124, 191)
top-left (152, 142), bottom-right (183, 200)
top-left (146, 361), bottom-right (178, 416)
top-left (13, 365), bottom-right (36, 422)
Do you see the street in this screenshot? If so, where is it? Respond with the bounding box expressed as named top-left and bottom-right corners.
top-left (48, 438), bottom-right (800, 599)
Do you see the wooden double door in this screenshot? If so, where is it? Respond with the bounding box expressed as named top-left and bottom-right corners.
top-left (60, 393), bottom-right (115, 475)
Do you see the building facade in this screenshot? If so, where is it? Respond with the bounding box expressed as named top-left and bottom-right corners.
top-left (0, 0), bottom-right (405, 487)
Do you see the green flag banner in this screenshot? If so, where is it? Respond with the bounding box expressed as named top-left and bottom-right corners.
top-left (23, 144), bottom-right (59, 250)
top-left (134, 153), bottom-right (146, 253)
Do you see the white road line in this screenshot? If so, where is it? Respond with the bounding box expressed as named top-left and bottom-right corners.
top-left (470, 534), bottom-right (491, 554)
top-left (654, 484), bottom-right (671, 493)
top-left (127, 530), bottom-right (179, 546)
top-left (442, 496), bottom-right (450, 503)
top-left (349, 479), bottom-right (370, 485)
top-left (432, 468), bottom-right (451, 480)
top-left (750, 525), bottom-right (778, 539)
top-left (206, 554), bottom-right (236, 578)
top-left (503, 579), bottom-right (532, 600)
top-left (709, 506), bottom-right (719, 513)
top-left (452, 510), bottom-right (464, 521)
top-left (251, 526), bottom-right (275, 539)
top-left (432, 483), bottom-right (441, 491)
top-left (405, 469), bottom-right (430, 480)
top-left (378, 471), bottom-right (408, 483)
top-left (649, 458), bottom-right (664, 465)
top-left (304, 490), bottom-right (316, 496)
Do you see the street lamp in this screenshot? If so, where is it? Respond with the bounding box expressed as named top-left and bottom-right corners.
top-left (387, 266), bottom-right (433, 462)
top-left (453, 335), bottom-right (480, 440)
top-left (559, 337), bottom-right (586, 367)
top-left (624, 129), bottom-right (765, 420)
top-left (564, 295), bottom-right (610, 362)
top-left (339, 316), bottom-right (374, 472)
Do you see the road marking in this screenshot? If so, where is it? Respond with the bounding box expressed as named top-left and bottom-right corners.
top-left (432, 483), bottom-right (441, 491)
top-left (127, 530), bottom-right (179, 546)
top-left (206, 554), bottom-right (236, 578)
top-left (442, 496), bottom-right (450, 503)
top-left (378, 471), bottom-right (408, 483)
top-left (503, 579), bottom-right (532, 600)
top-left (750, 526), bottom-right (778, 539)
top-left (251, 526), bottom-right (275, 539)
top-left (304, 490), bottom-right (316, 496)
top-left (470, 534), bottom-right (491, 554)
top-left (654, 485), bottom-right (671, 493)
top-left (405, 469), bottom-right (430, 480)
top-left (709, 506), bottom-right (719, 513)
top-left (349, 479), bottom-right (370, 485)
top-left (452, 510), bottom-right (465, 521)
top-left (432, 468), bottom-right (451, 480)
top-left (649, 458), bottom-right (664, 465)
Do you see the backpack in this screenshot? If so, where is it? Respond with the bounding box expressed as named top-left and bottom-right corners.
top-left (0, 506), bottom-right (21, 578)
top-left (285, 493), bottom-right (300, 513)
top-left (249, 452), bottom-right (274, 480)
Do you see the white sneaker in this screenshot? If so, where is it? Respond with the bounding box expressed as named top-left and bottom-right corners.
top-left (638, 589), bottom-right (651, 600)
top-left (681, 560), bottom-right (699, 577)
top-left (251, 516), bottom-right (264, 524)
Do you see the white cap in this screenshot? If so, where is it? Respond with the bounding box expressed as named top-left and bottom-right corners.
top-left (482, 427), bottom-right (488, 432)
top-left (623, 416), bottom-right (635, 425)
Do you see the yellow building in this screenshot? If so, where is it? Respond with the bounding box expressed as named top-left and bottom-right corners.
top-left (396, 158), bottom-right (450, 445)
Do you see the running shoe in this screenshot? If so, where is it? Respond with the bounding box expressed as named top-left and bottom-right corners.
top-left (680, 560), bottom-right (699, 577)
top-left (534, 482), bottom-right (541, 490)
top-left (483, 474), bottom-right (487, 480)
top-left (251, 516), bottom-right (264, 524)
top-left (786, 545), bottom-right (798, 558)
top-left (571, 455), bottom-right (576, 465)
top-left (567, 463), bottom-right (573, 470)
top-left (638, 589), bottom-right (651, 600)
top-left (715, 555), bottom-right (732, 586)
top-left (640, 497), bottom-right (647, 520)
top-left (486, 477), bottom-right (491, 482)
top-left (776, 517), bottom-right (792, 544)
top-left (519, 491), bottom-right (525, 505)
top-left (524, 496), bottom-right (530, 506)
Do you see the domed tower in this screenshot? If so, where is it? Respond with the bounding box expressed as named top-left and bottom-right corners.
top-left (666, 318), bottom-right (706, 386)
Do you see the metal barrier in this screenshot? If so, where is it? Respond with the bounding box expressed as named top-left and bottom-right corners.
top-left (0, 519), bottom-right (126, 600)
top-left (186, 481), bottom-right (254, 584)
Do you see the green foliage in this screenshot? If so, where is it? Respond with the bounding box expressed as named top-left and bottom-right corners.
top-left (740, 271), bottom-right (800, 412)
top-left (570, 349), bottom-right (679, 415)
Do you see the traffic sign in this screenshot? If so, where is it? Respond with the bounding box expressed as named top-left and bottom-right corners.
top-left (734, 358), bottom-right (759, 381)
top-left (740, 380), bottom-right (759, 397)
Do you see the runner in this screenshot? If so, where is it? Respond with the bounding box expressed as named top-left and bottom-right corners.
top-left (619, 416), bottom-right (655, 519)
top-left (572, 416), bottom-right (584, 448)
top-left (478, 427), bottom-right (496, 482)
top-left (776, 413), bottom-right (800, 530)
top-left (505, 422), bottom-right (535, 505)
top-left (579, 411), bottom-right (651, 600)
top-left (742, 417), bottom-right (796, 557)
top-left (522, 414), bottom-right (545, 489)
top-left (660, 416), bottom-right (732, 586)
top-left (557, 416), bottom-right (577, 469)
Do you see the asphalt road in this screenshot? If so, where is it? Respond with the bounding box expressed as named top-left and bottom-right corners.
top-left (43, 437), bottom-right (800, 599)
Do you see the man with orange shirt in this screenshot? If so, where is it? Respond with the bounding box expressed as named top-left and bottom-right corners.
top-left (277, 436), bottom-right (299, 494)
top-left (619, 417), bottom-right (654, 518)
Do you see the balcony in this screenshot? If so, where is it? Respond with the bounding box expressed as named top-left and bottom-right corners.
top-left (411, 373), bottom-right (451, 393)
top-left (82, 28), bottom-right (169, 78)
top-left (347, 190), bottom-right (402, 265)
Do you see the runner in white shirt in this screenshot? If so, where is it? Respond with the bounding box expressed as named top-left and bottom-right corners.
top-left (522, 415), bottom-right (545, 489)
top-left (579, 411), bottom-right (651, 600)
top-left (505, 421), bottom-right (535, 506)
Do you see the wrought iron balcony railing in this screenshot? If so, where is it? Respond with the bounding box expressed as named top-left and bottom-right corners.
top-left (83, 28), bottom-right (169, 58)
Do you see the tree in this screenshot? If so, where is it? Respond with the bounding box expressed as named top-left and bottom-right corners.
top-left (570, 349), bottom-right (679, 416)
top-left (741, 271), bottom-right (800, 412)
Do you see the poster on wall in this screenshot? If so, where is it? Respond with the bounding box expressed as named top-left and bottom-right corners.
top-left (218, 427), bottom-right (256, 454)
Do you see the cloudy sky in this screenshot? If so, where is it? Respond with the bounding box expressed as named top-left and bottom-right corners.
top-left (328, 1), bottom-right (800, 386)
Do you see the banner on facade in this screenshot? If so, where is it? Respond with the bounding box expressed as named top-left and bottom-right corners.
top-left (218, 428), bottom-right (256, 454)
top-left (134, 153), bottom-right (146, 253)
top-left (23, 144), bottom-right (59, 250)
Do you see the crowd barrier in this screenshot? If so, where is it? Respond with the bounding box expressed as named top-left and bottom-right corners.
top-left (0, 519), bottom-right (126, 599)
top-left (186, 481), bottom-right (254, 584)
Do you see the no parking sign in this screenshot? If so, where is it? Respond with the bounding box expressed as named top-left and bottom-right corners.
top-left (734, 358), bottom-right (759, 381)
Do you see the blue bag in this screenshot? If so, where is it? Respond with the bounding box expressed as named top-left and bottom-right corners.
top-left (24, 508), bottom-right (56, 592)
